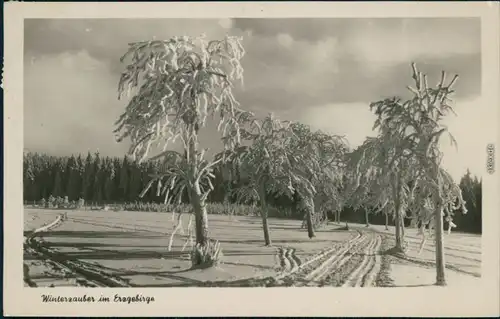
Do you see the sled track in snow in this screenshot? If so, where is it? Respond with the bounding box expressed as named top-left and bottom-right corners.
top-left (276, 247), bottom-right (302, 273)
top-left (186, 230), bottom-right (365, 287)
top-left (341, 234), bottom-right (382, 287)
top-left (24, 214), bottom-right (132, 288)
top-left (299, 231), bottom-right (369, 286)
top-left (308, 232), bottom-right (382, 287)
top-left (261, 230), bottom-right (383, 287)
top-left (268, 230), bottom-right (384, 287)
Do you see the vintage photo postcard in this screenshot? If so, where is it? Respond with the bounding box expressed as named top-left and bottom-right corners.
top-left (3, 1), bottom-right (500, 317)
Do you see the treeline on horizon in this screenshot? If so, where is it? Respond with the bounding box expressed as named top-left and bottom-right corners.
top-left (23, 151), bottom-right (482, 234)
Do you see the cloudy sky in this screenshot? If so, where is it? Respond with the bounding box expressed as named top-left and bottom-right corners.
top-left (24, 18), bottom-right (483, 181)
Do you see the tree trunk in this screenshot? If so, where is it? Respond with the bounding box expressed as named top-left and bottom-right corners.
top-left (393, 198), bottom-right (403, 252)
top-left (259, 185), bottom-right (271, 246)
top-left (305, 199), bottom-right (315, 239)
top-left (401, 216), bottom-right (406, 239)
top-left (392, 174), bottom-right (403, 252)
top-left (394, 209), bottom-right (403, 250)
top-left (434, 207), bottom-right (446, 286)
top-left (186, 122), bottom-right (210, 249)
top-left (291, 190), bottom-right (300, 219)
top-left (191, 184), bottom-right (209, 247)
top-left (260, 202), bottom-right (271, 246)
top-left (365, 209), bottom-right (370, 227)
top-left (385, 212), bottom-right (389, 230)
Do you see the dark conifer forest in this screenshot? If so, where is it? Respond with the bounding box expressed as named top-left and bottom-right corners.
top-left (23, 151), bottom-right (482, 234)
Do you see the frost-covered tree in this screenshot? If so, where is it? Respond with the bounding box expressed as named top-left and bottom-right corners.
top-left (346, 136), bottom-right (419, 248)
top-left (228, 114), bottom-right (315, 245)
top-left (289, 123), bottom-right (349, 236)
top-left (367, 63), bottom-right (467, 286)
top-left (114, 34), bottom-right (252, 258)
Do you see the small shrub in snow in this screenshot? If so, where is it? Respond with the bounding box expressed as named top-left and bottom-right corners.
top-left (190, 239), bottom-right (223, 268)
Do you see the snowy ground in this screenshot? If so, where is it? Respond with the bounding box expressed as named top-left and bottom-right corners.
top-left (23, 208), bottom-right (481, 288)
top-left (368, 224), bottom-right (481, 287)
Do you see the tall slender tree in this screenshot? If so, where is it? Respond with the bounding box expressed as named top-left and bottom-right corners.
top-left (289, 123), bottom-right (349, 236)
top-left (65, 155), bottom-right (79, 200)
top-left (103, 159), bottom-right (116, 201)
top-left (52, 161), bottom-right (64, 198)
top-left (114, 34), bottom-right (251, 259)
top-left (81, 152), bottom-right (93, 199)
top-left (92, 153), bottom-right (103, 202)
top-left (118, 155), bottom-right (129, 201)
top-left (346, 136), bottom-right (419, 250)
top-left (23, 153), bottom-right (36, 201)
top-left (368, 63), bottom-right (467, 286)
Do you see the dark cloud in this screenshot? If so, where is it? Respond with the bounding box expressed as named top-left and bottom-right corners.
top-left (232, 18), bottom-right (419, 43)
top-left (233, 18), bottom-right (347, 43)
top-left (24, 18), bottom-right (233, 74)
top-left (233, 52), bottom-right (480, 114)
top-left (232, 17), bottom-right (480, 46)
top-left (228, 17), bottom-right (481, 113)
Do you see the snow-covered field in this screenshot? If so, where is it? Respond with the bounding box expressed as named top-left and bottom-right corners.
top-left (23, 208), bottom-right (481, 288)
